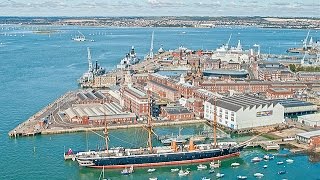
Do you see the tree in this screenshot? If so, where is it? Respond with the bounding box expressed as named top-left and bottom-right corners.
top-left (289, 64), bottom-right (296, 72)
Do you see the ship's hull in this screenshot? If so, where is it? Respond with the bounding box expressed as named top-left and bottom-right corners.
top-left (80, 146), bottom-right (244, 169)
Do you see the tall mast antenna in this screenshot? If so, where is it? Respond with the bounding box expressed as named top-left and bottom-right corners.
top-left (213, 97), bottom-right (217, 147)
top-left (104, 113), bottom-right (109, 153)
top-left (150, 31), bottom-right (154, 59)
top-left (147, 90), bottom-right (153, 152)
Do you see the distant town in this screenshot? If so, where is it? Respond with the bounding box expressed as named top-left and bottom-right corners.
top-left (1, 16), bottom-right (320, 29)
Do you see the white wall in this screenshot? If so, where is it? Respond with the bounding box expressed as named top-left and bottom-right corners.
top-left (204, 101), bottom-right (285, 130)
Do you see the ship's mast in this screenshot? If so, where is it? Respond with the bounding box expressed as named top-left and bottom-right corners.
top-left (104, 113), bottom-right (109, 153)
top-left (147, 91), bottom-right (153, 152)
top-left (87, 47), bottom-right (93, 72)
top-left (213, 97), bottom-right (217, 147)
top-left (150, 31), bottom-right (154, 59)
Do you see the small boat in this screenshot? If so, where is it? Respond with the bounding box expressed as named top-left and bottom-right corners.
top-left (277, 161), bottom-right (284, 165)
top-left (171, 168), bottom-right (179, 172)
top-left (209, 169), bottom-right (215, 174)
top-left (149, 178), bottom-right (157, 180)
top-left (147, 168), bottom-right (156, 173)
top-left (178, 169), bottom-right (190, 177)
top-left (251, 157), bottom-right (262, 163)
top-left (216, 173), bottom-right (224, 178)
top-left (231, 162), bottom-right (240, 167)
top-left (263, 165), bottom-right (268, 169)
top-left (263, 154), bottom-right (274, 160)
top-left (210, 160), bottom-right (221, 168)
top-left (286, 159), bottom-right (294, 163)
top-left (202, 177), bottom-right (211, 180)
top-left (121, 166), bottom-right (134, 175)
top-left (197, 164), bottom-right (208, 170)
top-left (278, 170), bottom-right (286, 175)
top-left (254, 173), bottom-right (264, 178)
top-left (237, 176), bottom-right (248, 179)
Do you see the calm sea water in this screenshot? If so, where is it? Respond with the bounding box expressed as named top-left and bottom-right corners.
top-left (0, 26), bottom-right (319, 179)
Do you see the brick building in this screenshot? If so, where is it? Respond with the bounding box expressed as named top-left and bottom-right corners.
top-left (160, 106), bottom-right (194, 121)
top-left (122, 85), bottom-right (149, 117)
top-left (297, 72), bottom-right (320, 81)
top-left (266, 88), bottom-right (294, 99)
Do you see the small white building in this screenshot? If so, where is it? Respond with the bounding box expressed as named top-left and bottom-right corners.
top-left (296, 130), bottom-right (320, 144)
top-left (298, 113), bottom-right (320, 127)
top-left (204, 95), bottom-right (285, 130)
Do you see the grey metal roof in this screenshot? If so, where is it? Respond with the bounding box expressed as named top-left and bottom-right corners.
top-left (163, 106), bottom-right (191, 114)
top-left (272, 99), bottom-right (315, 108)
top-left (296, 130), bottom-right (320, 139)
top-left (207, 95), bottom-right (274, 112)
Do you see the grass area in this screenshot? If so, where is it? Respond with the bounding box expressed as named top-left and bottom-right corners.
top-left (261, 133), bottom-right (281, 140)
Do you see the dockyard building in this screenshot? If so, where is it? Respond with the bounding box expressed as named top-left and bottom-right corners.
top-left (64, 102), bottom-right (136, 125)
top-left (204, 95), bottom-right (285, 130)
top-left (160, 106), bottom-right (194, 121)
top-left (272, 98), bottom-right (317, 117)
top-left (121, 85), bottom-right (150, 117)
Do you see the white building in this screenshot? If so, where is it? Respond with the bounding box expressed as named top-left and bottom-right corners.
top-left (298, 113), bottom-right (320, 127)
top-left (204, 95), bottom-right (285, 130)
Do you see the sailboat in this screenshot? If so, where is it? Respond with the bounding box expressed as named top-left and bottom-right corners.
top-left (75, 96), bottom-right (245, 169)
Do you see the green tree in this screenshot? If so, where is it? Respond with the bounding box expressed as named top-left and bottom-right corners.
top-left (289, 64), bottom-right (296, 72)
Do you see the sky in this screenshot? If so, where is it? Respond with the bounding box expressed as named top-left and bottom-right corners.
top-left (0, 0), bottom-right (319, 17)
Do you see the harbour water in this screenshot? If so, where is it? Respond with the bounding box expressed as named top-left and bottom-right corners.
top-left (0, 26), bottom-right (319, 179)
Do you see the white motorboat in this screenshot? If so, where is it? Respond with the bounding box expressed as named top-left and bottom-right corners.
top-left (251, 157), bottom-right (262, 163)
top-left (254, 173), bottom-right (264, 178)
top-left (263, 165), bottom-right (268, 168)
top-left (121, 166), bottom-right (134, 175)
top-left (171, 168), bottom-right (179, 172)
top-left (197, 164), bottom-right (208, 170)
top-left (278, 170), bottom-right (286, 175)
top-left (277, 161), bottom-right (284, 165)
top-left (147, 168), bottom-right (156, 173)
top-left (231, 162), bottom-right (240, 167)
top-left (286, 159), bottom-right (294, 163)
top-left (178, 169), bottom-right (190, 177)
top-left (216, 173), bottom-right (225, 178)
top-left (210, 160), bottom-right (221, 168)
top-left (202, 177), bottom-right (211, 180)
top-left (263, 155), bottom-right (270, 160)
top-left (237, 175), bottom-right (248, 179)
top-left (149, 178), bottom-right (157, 180)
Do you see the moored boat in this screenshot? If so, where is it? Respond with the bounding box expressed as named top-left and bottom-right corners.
top-left (147, 168), bottom-right (156, 173)
top-left (178, 169), bottom-right (190, 177)
top-left (202, 177), bottom-right (211, 180)
top-left (251, 157), bottom-right (262, 163)
top-left (197, 164), bottom-right (208, 170)
top-left (278, 170), bottom-right (286, 175)
top-left (121, 166), bottom-right (134, 175)
top-left (231, 162), bottom-right (240, 167)
top-left (237, 175), bottom-right (248, 179)
top-left (210, 160), bottom-right (221, 168)
top-left (277, 161), bottom-right (284, 165)
top-left (171, 168), bottom-right (179, 172)
top-left (74, 97), bottom-right (245, 169)
top-left (254, 173), bottom-right (264, 178)
top-left (286, 159), bottom-right (294, 163)
top-left (216, 173), bottom-right (225, 178)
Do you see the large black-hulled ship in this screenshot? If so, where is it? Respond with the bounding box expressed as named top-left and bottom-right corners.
top-left (72, 96), bottom-right (245, 169)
